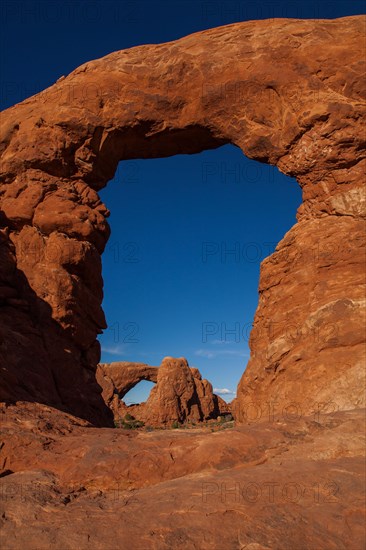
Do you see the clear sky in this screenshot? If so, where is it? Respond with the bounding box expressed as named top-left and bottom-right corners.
top-left (1, 1), bottom-right (363, 403)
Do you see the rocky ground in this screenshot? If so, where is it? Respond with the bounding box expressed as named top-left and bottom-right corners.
top-left (1, 402), bottom-right (365, 549)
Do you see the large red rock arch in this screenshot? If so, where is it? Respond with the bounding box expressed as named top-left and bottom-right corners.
top-left (0, 16), bottom-right (365, 425)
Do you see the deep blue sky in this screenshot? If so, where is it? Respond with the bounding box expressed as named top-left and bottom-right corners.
top-left (1, 1), bottom-right (363, 403)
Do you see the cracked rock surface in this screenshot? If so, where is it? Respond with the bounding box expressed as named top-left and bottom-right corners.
top-left (0, 402), bottom-right (365, 549)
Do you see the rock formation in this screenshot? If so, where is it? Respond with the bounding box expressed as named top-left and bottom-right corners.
top-left (97, 357), bottom-right (230, 425)
top-left (96, 360), bottom-right (158, 412)
top-left (0, 16), bottom-right (365, 425)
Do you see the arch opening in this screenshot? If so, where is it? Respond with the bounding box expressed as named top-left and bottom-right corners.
top-left (122, 380), bottom-right (156, 406)
top-left (98, 144), bottom-right (302, 399)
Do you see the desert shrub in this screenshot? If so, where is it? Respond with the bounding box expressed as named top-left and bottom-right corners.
top-left (219, 414), bottom-right (233, 423)
top-left (128, 419), bottom-right (144, 429)
top-left (114, 416), bottom-right (144, 429)
top-left (171, 420), bottom-right (179, 429)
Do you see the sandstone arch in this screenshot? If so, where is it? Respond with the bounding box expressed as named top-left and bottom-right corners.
top-left (96, 359), bottom-right (230, 426)
top-left (97, 362), bottom-right (159, 400)
top-left (0, 16), bottom-right (365, 425)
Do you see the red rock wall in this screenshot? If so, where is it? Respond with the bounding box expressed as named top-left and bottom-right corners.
top-left (0, 16), bottom-right (365, 424)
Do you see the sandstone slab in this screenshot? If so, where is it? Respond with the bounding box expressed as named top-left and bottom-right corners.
top-left (0, 402), bottom-right (365, 549)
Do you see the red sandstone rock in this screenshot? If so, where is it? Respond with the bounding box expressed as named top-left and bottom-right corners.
top-left (0, 402), bottom-right (365, 549)
top-left (190, 364), bottom-right (231, 418)
top-left (234, 217), bottom-right (366, 423)
top-left (96, 361), bottom-right (158, 418)
top-left (97, 358), bottom-right (230, 425)
top-left (0, 16), bottom-right (365, 426)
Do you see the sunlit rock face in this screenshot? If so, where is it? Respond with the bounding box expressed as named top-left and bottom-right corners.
top-left (0, 15), bottom-right (365, 425)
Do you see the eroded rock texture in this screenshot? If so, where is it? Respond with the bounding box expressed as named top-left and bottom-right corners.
top-left (1, 402), bottom-right (365, 549)
top-left (97, 357), bottom-right (230, 425)
top-left (0, 16), bottom-right (365, 424)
